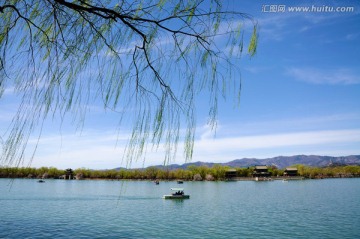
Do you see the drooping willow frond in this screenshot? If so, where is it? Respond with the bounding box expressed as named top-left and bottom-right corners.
top-left (0, 0), bottom-right (257, 167)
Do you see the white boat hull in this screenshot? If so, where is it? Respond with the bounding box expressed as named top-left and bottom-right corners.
top-left (163, 195), bottom-right (190, 199)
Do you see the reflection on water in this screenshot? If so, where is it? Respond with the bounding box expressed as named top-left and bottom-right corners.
top-left (1, 179), bottom-right (360, 238)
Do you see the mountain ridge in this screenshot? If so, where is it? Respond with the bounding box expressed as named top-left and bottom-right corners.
top-left (141, 155), bottom-right (360, 170)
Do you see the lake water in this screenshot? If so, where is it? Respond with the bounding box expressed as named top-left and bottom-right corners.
top-left (0, 178), bottom-right (359, 238)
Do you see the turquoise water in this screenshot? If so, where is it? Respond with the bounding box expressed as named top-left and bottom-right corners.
top-left (0, 178), bottom-right (359, 238)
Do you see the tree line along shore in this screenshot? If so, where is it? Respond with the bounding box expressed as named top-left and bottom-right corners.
top-left (1, 164), bottom-right (360, 181)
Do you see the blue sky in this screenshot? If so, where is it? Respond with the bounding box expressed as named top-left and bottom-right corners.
top-left (1, 0), bottom-right (360, 169)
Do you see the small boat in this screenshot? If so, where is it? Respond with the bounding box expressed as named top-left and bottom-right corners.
top-left (155, 180), bottom-right (160, 185)
top-left (37, 179), bottom-right (45, 183)
top-left (177, 180), bottom-right (183, 184)
top-left (163, 188), bottom-right (190, 199)
top-left (255, 177), bottom-right (273, 181)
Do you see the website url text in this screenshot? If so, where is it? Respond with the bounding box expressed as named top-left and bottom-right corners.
top-left (262, 5), bottom-right (355, 13)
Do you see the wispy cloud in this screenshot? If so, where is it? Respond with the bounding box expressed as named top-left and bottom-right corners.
top-left (27, 130), bottom-right (131, 169)
top-left (192, 129), bottom-right (360, 162)
top-left (105, 34), bottom-right (175, 58)
top-left (15, 125), bottom-right (360, 169)
top-left (244, 66), bottom-right (272, 74)
top-left (257, 9), bottom-right (357, 42)
top-left (2, 86), bottom-right (15, 96)
top-left (196, 129), bottom-right (360, 150)
top-left (257, 15), bottom-right (290, 41)
top-left (287, 67), bottom-right (360, 85)
top-left (17, 110), bottom-right (360, 169)
top-left (345, 33), bottom-right (359, 41)
top-left (217, 113), bottom-right (360, 137)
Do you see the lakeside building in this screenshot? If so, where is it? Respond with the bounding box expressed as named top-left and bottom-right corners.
top-left (284, 168), bottom-right (298, 177)
top-left (253, 165), bottom-right (270, 178)
top-left (225, 169), bottom-right (237, 180)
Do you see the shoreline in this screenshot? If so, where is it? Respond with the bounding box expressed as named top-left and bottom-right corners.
top-left (1, 165), bottom-right (359, 181)
top-left (2, 175), bottom-right (359, 182)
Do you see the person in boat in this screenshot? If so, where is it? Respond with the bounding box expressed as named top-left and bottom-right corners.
top-left (174, 190), bottom-right (184, 195)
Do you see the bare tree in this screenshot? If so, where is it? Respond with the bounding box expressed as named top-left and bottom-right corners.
top-left (0, 0), bottom-right (257, 167)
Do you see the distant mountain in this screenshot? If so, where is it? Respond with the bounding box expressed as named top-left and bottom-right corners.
top-left (147, 155), bottom-right (360, 170)
top-left (225, 155), bottom-right (360, 168)
top-left (145, 161), bottom-right (217, 171)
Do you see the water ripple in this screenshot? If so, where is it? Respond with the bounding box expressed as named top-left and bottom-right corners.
top-left (1, 179), bottom-right (359, 238)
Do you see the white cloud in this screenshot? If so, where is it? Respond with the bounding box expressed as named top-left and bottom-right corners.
top-left (257, 15), bottom-right (290, 41)
top-left (299, 26), bottom-right (310, 32)
top-left (235, 114), bottom-right (360, 134)
top-left (2, 86), bottom-right (15, 96)
top-left (244, 66), bottom-right (272, 74)
top-left (303, 13), bottom-right (356, 25)
top-left (199, 123), bottom-right (217, 140)
top-left (196, 129), bottom-right (360, 150)
top-left (287, 67), bottom-right (360, 85)
top-left (192, 129), bottom-right (360, 162)
top-left (26, 131), bottom-right (131, 169)
top-left (257, 10), bottom-right (357, 43)
top-left (105, 34), bottom-right (175, 58)
top-left (16, 120), bottom-right (360, 169)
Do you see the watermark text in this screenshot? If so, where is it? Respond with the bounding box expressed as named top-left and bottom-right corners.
top-left (262, 5), bottom-right (354, 13)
